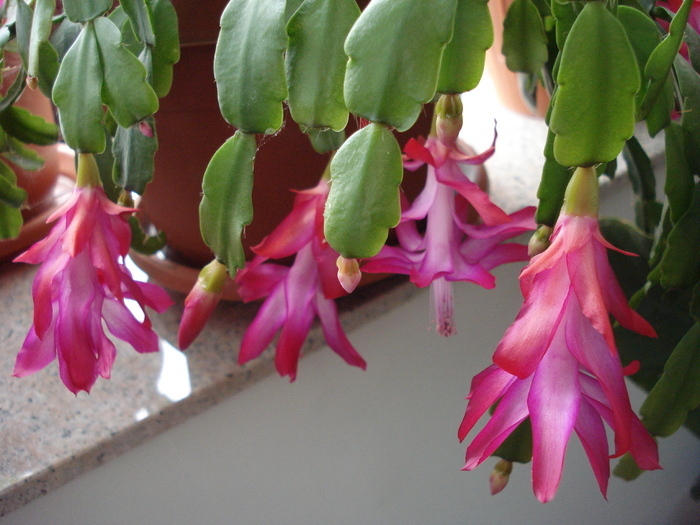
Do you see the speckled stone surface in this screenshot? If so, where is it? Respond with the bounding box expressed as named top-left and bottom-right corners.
top-left (0, 78), bottom-right (664, 517)
top-left (0, 260), bottom-right (418, 517)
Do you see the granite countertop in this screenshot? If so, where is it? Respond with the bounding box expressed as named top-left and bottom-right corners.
top-left (0, 259), bottom-right (421, 516)
top-left (0, 76), bottom-right (664, 517)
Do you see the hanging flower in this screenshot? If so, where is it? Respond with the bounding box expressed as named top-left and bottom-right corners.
top-left (234, 179), bottom-right (366, 381)
top-left (363, 94), bottom-right (536, 335)
top-left (13, 154), bottom-right (172, 394)
top-left (459, 167), bottom-right (660, 502)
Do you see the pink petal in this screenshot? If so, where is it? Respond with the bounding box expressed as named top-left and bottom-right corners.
top-left (565, 301), bottom-right (634, 456)
top-left (403, 137), bottom-right (434, 167)
top-left (493, 262), bottom-right (571, 378)
top-left (55, 257), bottom-right (103, 393)
top-left (314, 289), bottom-right (366, 369)
top-left (402, 168), bottom-right (438, 222)
top-left (102, 299), bottom-right (160, 354)
top-left (567, 241), bottom-right (617, 351)
top-left (463, 377), bottom-right (531, 470)
top-left (235, 258), bottom-right (288, 302)
top-left (528, 331), bottom-right (581, 503)
top-left (478, 243), bottom-right (530, 271)
top-left (13, 323), bottom-right (57, 377)
top-left (574, 397), bottom-right (610, 498)
top-left (592, 240), bottom-right (656, 338)
top-left (239, 284), bottom-right (287, 364)
top-left (313, 238), bottom-right (347, 300)
top-left (627, 415), bottom-right (661, 471)
top-left (275, 247), bottom-right (318, 380)
top-left (394, 215), bottom-right (424, 252)
top-left (435, 161), bottom-right (510, 226)
top-left (30, 250), bottom-right (69, 338)
top-left (458, 365), bottom-right (516, 441)
top-left (362, 246), bottom-right (420, 276)
top-left (252, 189), bottom-right (318, 259)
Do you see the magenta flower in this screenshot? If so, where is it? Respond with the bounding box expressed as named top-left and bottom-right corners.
top-left (234, 179), bottom-right (366, 381)
top-left (13, 155), bottom-right (172, 394)
top-left (459, 167), bottom-right (659, 502)
top-left (363, 134), bottom-right (536, 335)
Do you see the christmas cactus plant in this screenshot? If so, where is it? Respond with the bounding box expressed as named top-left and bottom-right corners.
top-left (2, 0), bottom-right (700, 504)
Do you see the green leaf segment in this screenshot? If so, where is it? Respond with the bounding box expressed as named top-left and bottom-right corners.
top-left (549, 1), bottom-right (640, 167)
top-left (214, 0), bottom-right (288, 134)
top-left (343, 0), bottom-right (457, 132)
top-left (199, 132), bottom-right (257, 275)
top-left (325, 123), bottom-right (403, 259)
top-left (52, 17), bottom-right (158, 153)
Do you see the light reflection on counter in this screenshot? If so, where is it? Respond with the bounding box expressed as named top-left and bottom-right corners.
top-left (157, 339), bottom-right (191, 402)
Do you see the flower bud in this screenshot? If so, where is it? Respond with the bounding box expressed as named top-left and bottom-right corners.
top-left (528, 225), bottom-right (553, 257)
top-left (139, 121), bottom-right (154, 138)
top-left (436, 94), bottom-right (463, 148)
top-left (336, 256), bottom-right (361, 293)
top-left (489, 459), bottom-right (513, 495)
top-left (178, 259), bottom-right (228, 350)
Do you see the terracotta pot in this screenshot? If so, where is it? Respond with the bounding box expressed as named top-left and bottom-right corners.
top-left (485, 0), bottom-right (550, 118)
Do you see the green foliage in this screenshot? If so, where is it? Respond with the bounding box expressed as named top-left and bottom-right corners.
top-left (638, 0), bottom-right (694, 120)
top-left (0, 160), bottom-right (26, 239)
top-left (675, 57), bottom-right (700, 174)
top-left (120, 0), bottom-right (156, 46)
top-left (199, 132), bottom-right (257, 275)
top-left (549, 2), bottom-right (640, 167)
top-left (664, 122), bottom-right (695, 224)
top-left (52, 23), bottom-right (107, 152)
top-left (640, 322), bottom-right (700, 437)
top-left (493, 418), bottom-right (533, 464)
top-left (657, 183), bottom-right (700, 289)
top-left (307, 128), bottom-right (345, 154)
top-left (0, 159), bottom-right (27, 209)
top-left (325, 123), bottom-right (403, 259)
top-left (535, 128), bottom-right (571, 227)
top-left (27, 0), bottom-right (56, 86)
top-left (437, 0), bottom-right (493, 93)
top-left (214, 0), bottom-right (288, 134)
top-left (62, 0), bottom-right (112, 23)
top-left (94, 17), bottom-right (159, 128)
top-left (622, 136), bottom-right (662, 234)
top-left (502, 0), bottom-right (548, 76)
top-left (111, 117), bottom-right (157, 195)
top-left (149, 0), bottom-right (180, 98)
top-left (128, 215), bottom-right (167, 255)
top-left (285, 0), bottom-right (360, 131)
top-left (618, 6), bottom-right (673, 136)
top-left (343, 0), bottom-right (457, 131)
top-left (0, 106), bottom-right (59, 146)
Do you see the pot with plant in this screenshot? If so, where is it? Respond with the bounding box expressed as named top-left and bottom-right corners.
top-left (3, 0), bottom-right (700, 507)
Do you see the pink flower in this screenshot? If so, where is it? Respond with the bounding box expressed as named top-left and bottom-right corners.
top-left (459, 167), bottom-right (659, 502)
top-left (178, 259), bottom-right (227, 350)
top-left (493, 214), bottom-right (656, 377)
top-left (234, 180), bottom-right (366, 381)
top-left (13, 167), bottom-right (172, 394)
top-left (363, 134), bottom-right (536, 335)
